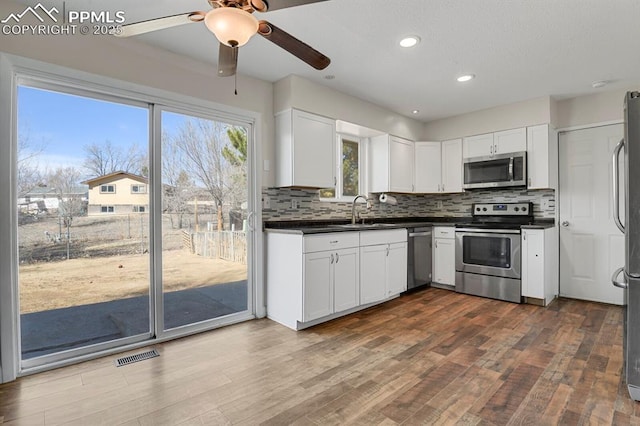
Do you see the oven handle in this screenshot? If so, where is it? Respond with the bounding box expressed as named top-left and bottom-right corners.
top-left (455, 228), bottom-right (521, 235)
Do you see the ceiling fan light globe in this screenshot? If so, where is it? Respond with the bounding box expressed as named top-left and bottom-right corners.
top-left (204, 7), bottom-right (258, 47)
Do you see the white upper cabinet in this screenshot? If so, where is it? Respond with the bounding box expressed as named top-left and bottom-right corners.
top-left (493, 127), bottom-right (527, 154)
top-left (414, 139), bottom-right (462, 193)
top-left (441, 138), bottom-right (463, 193)
top-left (275, 109), bottom-right (336, 188)
top-left (463, 128), bottom-right (526, 158)
top-left (463, 133), bottom-right (494, 158)
top-left (414, 141), bottom-right (441, 193)
top-left (527, 124), bottom-right (558, 190)
top-left (370, 134), bottom-right (415, 193)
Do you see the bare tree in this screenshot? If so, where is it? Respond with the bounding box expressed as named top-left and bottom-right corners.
top-left (48, 167), bottom-right (86, 259)
top-left (162, 132), bottom-right (196, 229)
top-left (170, 119), bottom-right (234, 231)
top-left (83, 140), bottom-right (144, 177)
top-left (17, 125), bottom-right (45, 196)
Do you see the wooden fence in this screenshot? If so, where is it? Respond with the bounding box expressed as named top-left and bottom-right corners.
top-left (183, 230), bottom-right (247, 264)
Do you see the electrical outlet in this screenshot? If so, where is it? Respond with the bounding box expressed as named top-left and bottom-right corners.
top-left (542, 199), bottom-right (549, 210)
top-left (291, 199), bottom-right (299, 209)
top-left (262, 195), bottom-right (270, 209)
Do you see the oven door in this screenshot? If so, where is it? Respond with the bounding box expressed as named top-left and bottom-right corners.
top-left (463, 151), bottom-right (527, 189)
top-left (455, 229), bottom-right (521, 279)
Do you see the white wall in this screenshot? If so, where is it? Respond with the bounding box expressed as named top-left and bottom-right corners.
top-left (422, 87), bottom-right (639, 140)
top-left (422, 96), bottom-right (552, 141)
top-left (554, 88), bottom-right (635, 129)
top-left (275, 75), bottom-right (425, 141)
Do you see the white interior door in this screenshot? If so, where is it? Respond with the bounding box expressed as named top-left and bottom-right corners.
top-left (559, 124), bottom-right (624, 305)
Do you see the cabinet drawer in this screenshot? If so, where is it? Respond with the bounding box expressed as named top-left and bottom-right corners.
top-left (303, 232), bottom-right (359, 253)
top-left (359, 229), bottom-right (407, 246)
top-left (433, 226), bottom-right (455, 239)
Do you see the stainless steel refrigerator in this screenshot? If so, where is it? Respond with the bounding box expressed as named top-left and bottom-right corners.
top-left (612, 90), bottom-right (640, 401)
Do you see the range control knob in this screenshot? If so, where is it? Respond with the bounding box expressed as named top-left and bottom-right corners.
top-left (476, 207), bottom-right (481, 212)
top-left (514, 207), bottom-right (520, 212)
top-left (482, 207), bottom-right (487, 211)
top-left (522, 206), bottom-right (527, 211)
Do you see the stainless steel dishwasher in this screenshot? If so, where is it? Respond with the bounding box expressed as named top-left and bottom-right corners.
top-left (407, 226), bottom-right (432, 290)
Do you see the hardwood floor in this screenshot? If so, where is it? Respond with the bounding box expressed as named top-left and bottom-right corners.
top-left (0, 288), bottom-right (637, 425)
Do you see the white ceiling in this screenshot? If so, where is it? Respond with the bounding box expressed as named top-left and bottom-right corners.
top-left (16, 0), bottom-right (640, 122)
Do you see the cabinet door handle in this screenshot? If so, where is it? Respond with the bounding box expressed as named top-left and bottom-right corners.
top-left (335, 252), bottom-right (339, 263)
top-left (528, 177), bottom-right (532, 187)
top-left (490, 145), bottom-right (493, 155)
top-left (330, 253), bottom-right (334, 264)
top-left (435, 240), bottom-right (438, 248)
top-left (441, 184), bottom-right (444, 192)
top-left (523, 231), bottom-right (526, 240)
top-left (386, 246), bottom-right (390, 257)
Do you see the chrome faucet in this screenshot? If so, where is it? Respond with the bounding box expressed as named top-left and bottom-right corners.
top-left (351, 194), bottom-right (370, 224)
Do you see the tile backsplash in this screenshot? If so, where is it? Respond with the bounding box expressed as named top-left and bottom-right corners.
top-left (262, 187), bottom-right (555, 222)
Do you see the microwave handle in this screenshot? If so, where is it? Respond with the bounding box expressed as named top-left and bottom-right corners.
top-left (508, 157), bottom-right (514, 181)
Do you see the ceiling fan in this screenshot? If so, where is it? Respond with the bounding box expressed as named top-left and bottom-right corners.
top-left (115, 0), bottom-right (331, 77)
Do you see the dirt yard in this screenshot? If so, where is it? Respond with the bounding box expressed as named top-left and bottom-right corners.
top-left (19, 250), bottom-right (247, 314)
top-left (18, 214), bottom-right (246, 314)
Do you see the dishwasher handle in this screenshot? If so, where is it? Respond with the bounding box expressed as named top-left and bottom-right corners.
top-left (408, 231), bottom-right (432, 237)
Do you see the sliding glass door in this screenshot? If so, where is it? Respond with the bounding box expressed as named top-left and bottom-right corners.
top-left (17, 83), bottom-right (152, 362)
top-left (159, 109), bottom-right (249, 331)
top-left (15, 78), bottom-right (255, 370)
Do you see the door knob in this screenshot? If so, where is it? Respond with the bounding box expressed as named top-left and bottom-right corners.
top-left (561, 221), bottom-right (570, 227)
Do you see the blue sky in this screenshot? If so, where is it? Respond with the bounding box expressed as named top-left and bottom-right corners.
top-left (18, 85), bottom-right (150, 172)
top-left (17, 85), bottom-right (241, 182)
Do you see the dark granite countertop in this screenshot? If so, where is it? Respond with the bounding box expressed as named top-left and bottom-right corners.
top-left (521, 220), bottom-right (556, 230)
top-left (263, 217), bottom-right (555, 235)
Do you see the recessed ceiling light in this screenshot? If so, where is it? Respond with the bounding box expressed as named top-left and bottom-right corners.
top-left (399, 36), bottom-right (420, 48)
top-left (412, 109), bottom-right (420, 114)
top-left (592, 80), bottom-right (608, 88)
top-left (457, 74), bottom-right (475, 82)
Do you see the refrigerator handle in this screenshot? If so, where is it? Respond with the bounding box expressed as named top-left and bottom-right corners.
top-left (613, 138), bottom-right (626, 233)
top-left (612, 267), bottom-right (628, 289)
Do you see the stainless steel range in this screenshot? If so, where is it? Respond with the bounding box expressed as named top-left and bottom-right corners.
top-left (455, 202), bottom-right (533, 303)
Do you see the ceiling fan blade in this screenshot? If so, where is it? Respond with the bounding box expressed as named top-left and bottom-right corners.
top-left (250, 0), bottom-right (329, 12)
top-left (114, 12), bottom-right (206, 38)
top-left (257, 21), bottom-right (330, 70)
top-left (218, 43), bottom-right (238, 77)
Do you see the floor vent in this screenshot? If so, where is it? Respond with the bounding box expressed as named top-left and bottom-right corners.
top-left (114, 349), bottom-right (159, 367)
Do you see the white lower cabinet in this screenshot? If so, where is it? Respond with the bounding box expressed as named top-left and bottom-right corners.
top-left (303, 251), bottom-right (334, 321)
top-left (360, 229), bottom-right (408, 304)
top-left (267, 229), bottom-right (406, 330)
top-left (332, 248), bottom-right (360, 312)
top-left (433, 226), bottom-right (456, 286)
top-left (521, 227), bottom-right (558, 306)
top-left (303, 246), bottom-right (359, 322)
top-left (360, 244), bottom-right (387, 304)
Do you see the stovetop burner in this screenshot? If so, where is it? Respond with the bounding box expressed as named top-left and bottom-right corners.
top-left (456, 202), bottom-right (534, 230)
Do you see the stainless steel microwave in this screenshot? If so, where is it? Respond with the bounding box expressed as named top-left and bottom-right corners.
top-left (463, 151), bottom-right (527, 189)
